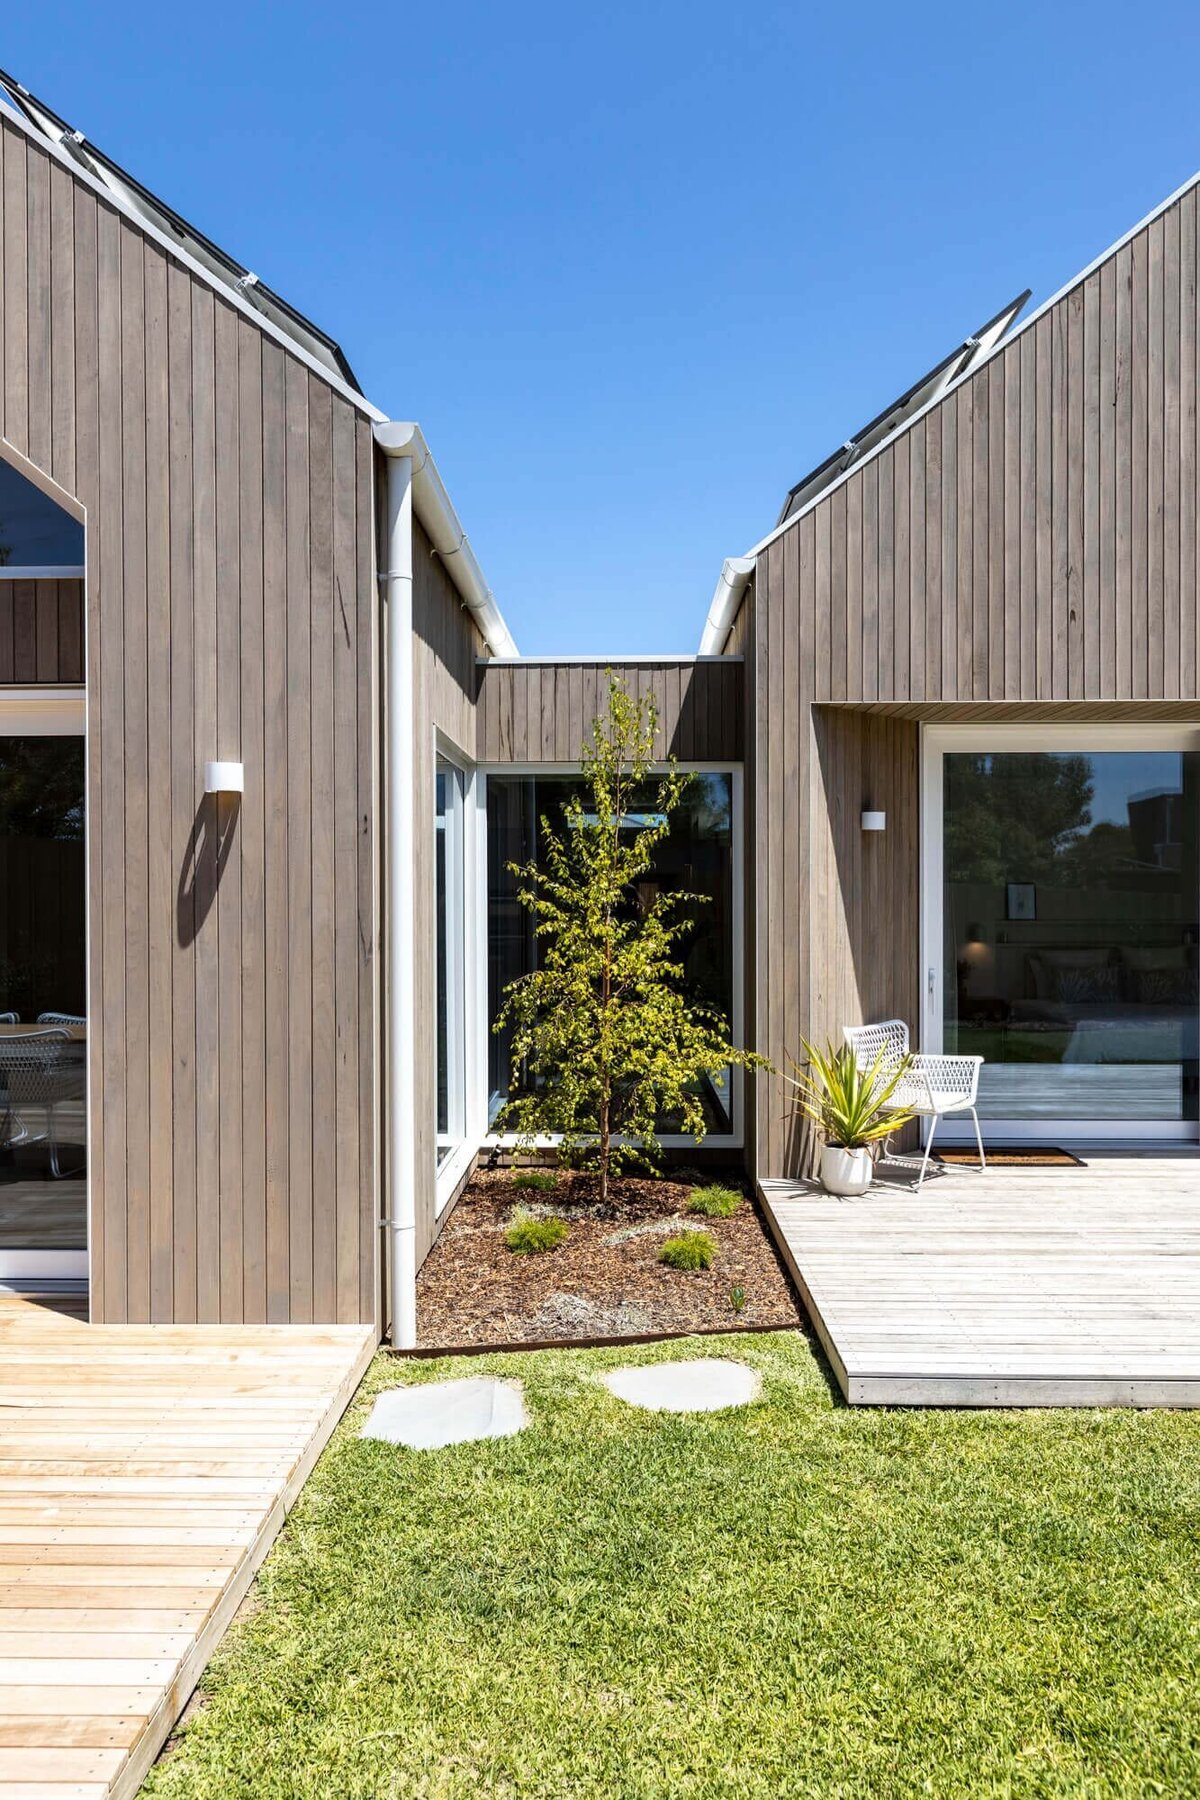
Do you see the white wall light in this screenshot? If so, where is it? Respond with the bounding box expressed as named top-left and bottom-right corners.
top-left (204, 760), bottom-right (245, 795)
top-left (861, 810), bottom-right (886, 832)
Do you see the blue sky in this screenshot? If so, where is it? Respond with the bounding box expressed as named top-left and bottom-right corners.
top-left (6, 4), bottom-right (1200, 653)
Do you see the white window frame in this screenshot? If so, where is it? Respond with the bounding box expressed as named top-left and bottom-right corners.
top-left (0, 567), bottom-right (85, 581)
top-left (478, 763), bottom-right (745, 1151)
top-left (0, 686), bottom-right (89, 1279)
top-left (922, 720), bottom-right (1200, 1144)
top-left (434, 734), bottom-right (484, 1212)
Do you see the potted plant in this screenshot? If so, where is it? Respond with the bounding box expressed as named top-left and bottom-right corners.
top-left (786, 1039), bottom-right (915, 1196)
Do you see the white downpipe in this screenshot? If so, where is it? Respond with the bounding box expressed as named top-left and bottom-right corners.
top-left (698, 556), bottom-right (754, 656)
top-left (374, 420), bottom-right (517, 658)
top-left (379, 439), bottom-right (418, 1348)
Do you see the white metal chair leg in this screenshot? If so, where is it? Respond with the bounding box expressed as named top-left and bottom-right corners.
top-left (917, 1113), bottom-right (938, 1188)
top-left (970, 1107), bottom-right (987, 1171)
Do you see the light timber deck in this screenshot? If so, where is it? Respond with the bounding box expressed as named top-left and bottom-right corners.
top-left (0, 1288), bottom-right (374, 1799)
top-left (759, 1151), bottom-right (1200, 1408)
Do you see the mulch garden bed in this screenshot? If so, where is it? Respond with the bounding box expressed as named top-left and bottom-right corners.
top-left (416, 1167), bottom-right (804, 1348)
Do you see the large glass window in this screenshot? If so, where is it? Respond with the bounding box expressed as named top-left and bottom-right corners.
top-left (435, 758), bottom-right (467, 1165)
top-left (943, 749), bottom-right (1199, 1124)
top-left (486, 770), bottom-right (737, 1134)
top-left (0, 733), bottom-right (87, 1252)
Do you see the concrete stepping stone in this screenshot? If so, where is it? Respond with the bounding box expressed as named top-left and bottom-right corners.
top-left (601, 1358), bottom-right (760, 1413)
top-left (361, 1376), bottom-right (528, 1449)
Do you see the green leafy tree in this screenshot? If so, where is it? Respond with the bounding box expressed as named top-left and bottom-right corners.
top-left (494, 675), bottom-right (768, 1202)
top-left (945, 751), bottom-right (1093, 886)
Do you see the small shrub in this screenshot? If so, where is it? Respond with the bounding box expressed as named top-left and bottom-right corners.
top-left (729, 1284), bottom-right (747, 1314)
top-left (506, 1210), bottom-right (569, 1255)
top-left (659, 1232), bottom-right (715, 1272)
top-left (512, 1170), bottom-right (559, 1193)
top-left (687, 1184), bottom-right (742, 1219)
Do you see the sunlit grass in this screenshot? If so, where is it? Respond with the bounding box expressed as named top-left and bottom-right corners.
top-left (144, 1333), bottom-right (1200, 1799)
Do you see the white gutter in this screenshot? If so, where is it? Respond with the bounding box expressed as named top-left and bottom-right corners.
top-left (374, 421), bottom-right (518, 658)
top-left (698, 556), bottom-right (754, 656)
top-left (375, 435), bottom-right (418, 1348)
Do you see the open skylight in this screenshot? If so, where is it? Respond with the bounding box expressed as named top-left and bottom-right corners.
top-left (0, 66), bottom-right (362, 395)
top-left (776, 292), bottom-right (1030, 527)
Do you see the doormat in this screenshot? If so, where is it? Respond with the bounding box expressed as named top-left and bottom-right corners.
top-left (934, 1146), bottom-right (1085, 1167)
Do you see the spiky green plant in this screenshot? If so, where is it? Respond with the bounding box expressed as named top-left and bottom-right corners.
top-left (659, 1231), bottom-right (715, 1271)
top-left (511, 1170), bottom-right (559, 1193)
top-left (505, 1210), bottom-right (570, 1255)
top-left (786, 1039), bottom-right (915, 1149)
top-left (687, 1184), bottom-right (742, 1218)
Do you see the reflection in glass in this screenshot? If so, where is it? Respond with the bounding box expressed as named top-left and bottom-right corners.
top-left (487, 771), bottom-right (736, 1133)
top-left (0, 736), bottom-right (87, 1249)
top-left (944, 751), bottom-right (1198, 1121)
top-left (0, 460), bottom-right (84, 567)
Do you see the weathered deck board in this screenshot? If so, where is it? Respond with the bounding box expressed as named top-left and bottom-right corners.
top-left (760, 1152), bottom-right (1200, 1407)
top-left (0, 1290), bottom-right (374, 1799)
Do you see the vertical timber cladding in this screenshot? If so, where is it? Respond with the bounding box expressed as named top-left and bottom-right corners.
top-left (0, 579), bottom-right (84, 679)
top-left (0, 110), bottom-right (379, 1323)
top-left (410, 514), bottom-right (483, 1264)
top-left (475, 658), bottom-right (744, 762)
top-left (752, 178), bottom-right (1200, 1175)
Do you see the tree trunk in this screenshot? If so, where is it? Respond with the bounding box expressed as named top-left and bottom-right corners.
top-left (598, 1091), bottom-right (609, 1206)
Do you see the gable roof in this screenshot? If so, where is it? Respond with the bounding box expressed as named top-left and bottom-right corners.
top-left (0, 67), bottom-right (519, 657)
top-left (700, 167), bottom-right (1200, 652)
top-left (775, 293), bottom-right (1029, 528)
top-left (0, 65), bottom-right (363, 399)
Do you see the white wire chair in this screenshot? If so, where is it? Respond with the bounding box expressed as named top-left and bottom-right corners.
top-left (843, 1019), bottom-right (985, 1188)
top-left (0, 1027), bottom-right (86, 1179)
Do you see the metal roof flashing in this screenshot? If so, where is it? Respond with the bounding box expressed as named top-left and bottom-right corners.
top-left (0, 66), bottom-right (378, 418)
top-left (700, 166), bottom-right (1200, 654)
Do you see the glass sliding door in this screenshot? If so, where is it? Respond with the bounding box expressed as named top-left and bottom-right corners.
top-left (930, 732), bottom-right (1199, 1136)
top-left (0, 708), bottom-right (88, 1273)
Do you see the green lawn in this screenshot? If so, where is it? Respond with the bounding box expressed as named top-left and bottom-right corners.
top-left (144, 1333), bottom-right (1200, 1799)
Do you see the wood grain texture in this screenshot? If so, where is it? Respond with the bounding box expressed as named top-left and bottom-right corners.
top-left (0, 580), bottom-right (83, 681)
top-left (739, 179), bottom-right (1200, 1176)
top-left (0, 112), bottom-right (378, 1324)
top-left (476, 659), bottom-right (744, 763)
top-left (760, 1153), bottom-right (1200, 1406)
top-left (0, 1286), bottom-right (373, 1799)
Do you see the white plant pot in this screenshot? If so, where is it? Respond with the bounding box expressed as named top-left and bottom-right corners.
top-left (820, 1144), bottom-right (873, 1196)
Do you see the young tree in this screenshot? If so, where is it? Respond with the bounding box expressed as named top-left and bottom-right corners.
top-left (494, 675), bottom-right (767, 1201)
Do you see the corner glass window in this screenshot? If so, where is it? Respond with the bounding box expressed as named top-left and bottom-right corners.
top-left (486, 770), bottom-right (736, 1134)
top-left (435, 759), bottom-right (467, 1164)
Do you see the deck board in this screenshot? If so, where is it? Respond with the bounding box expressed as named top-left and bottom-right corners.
top-left (759, 1151), bottom-right (1200, 1406)
top-left (0, 1290), bottom-right (374, 1798)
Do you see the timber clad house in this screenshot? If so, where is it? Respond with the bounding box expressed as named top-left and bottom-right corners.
top-left (0, 65), bottom-right (1199, 1349)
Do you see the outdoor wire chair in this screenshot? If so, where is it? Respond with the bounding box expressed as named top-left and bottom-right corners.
top-left (0, 1027), bottom-right (86, 1179)
top-left (843, 1018), bottom-right (985, 1189)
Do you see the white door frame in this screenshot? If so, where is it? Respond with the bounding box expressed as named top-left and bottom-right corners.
top-left (921, 721), bottom-right (1200, 1144)
top-left (0, 687), bottom-right (88, 1278)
